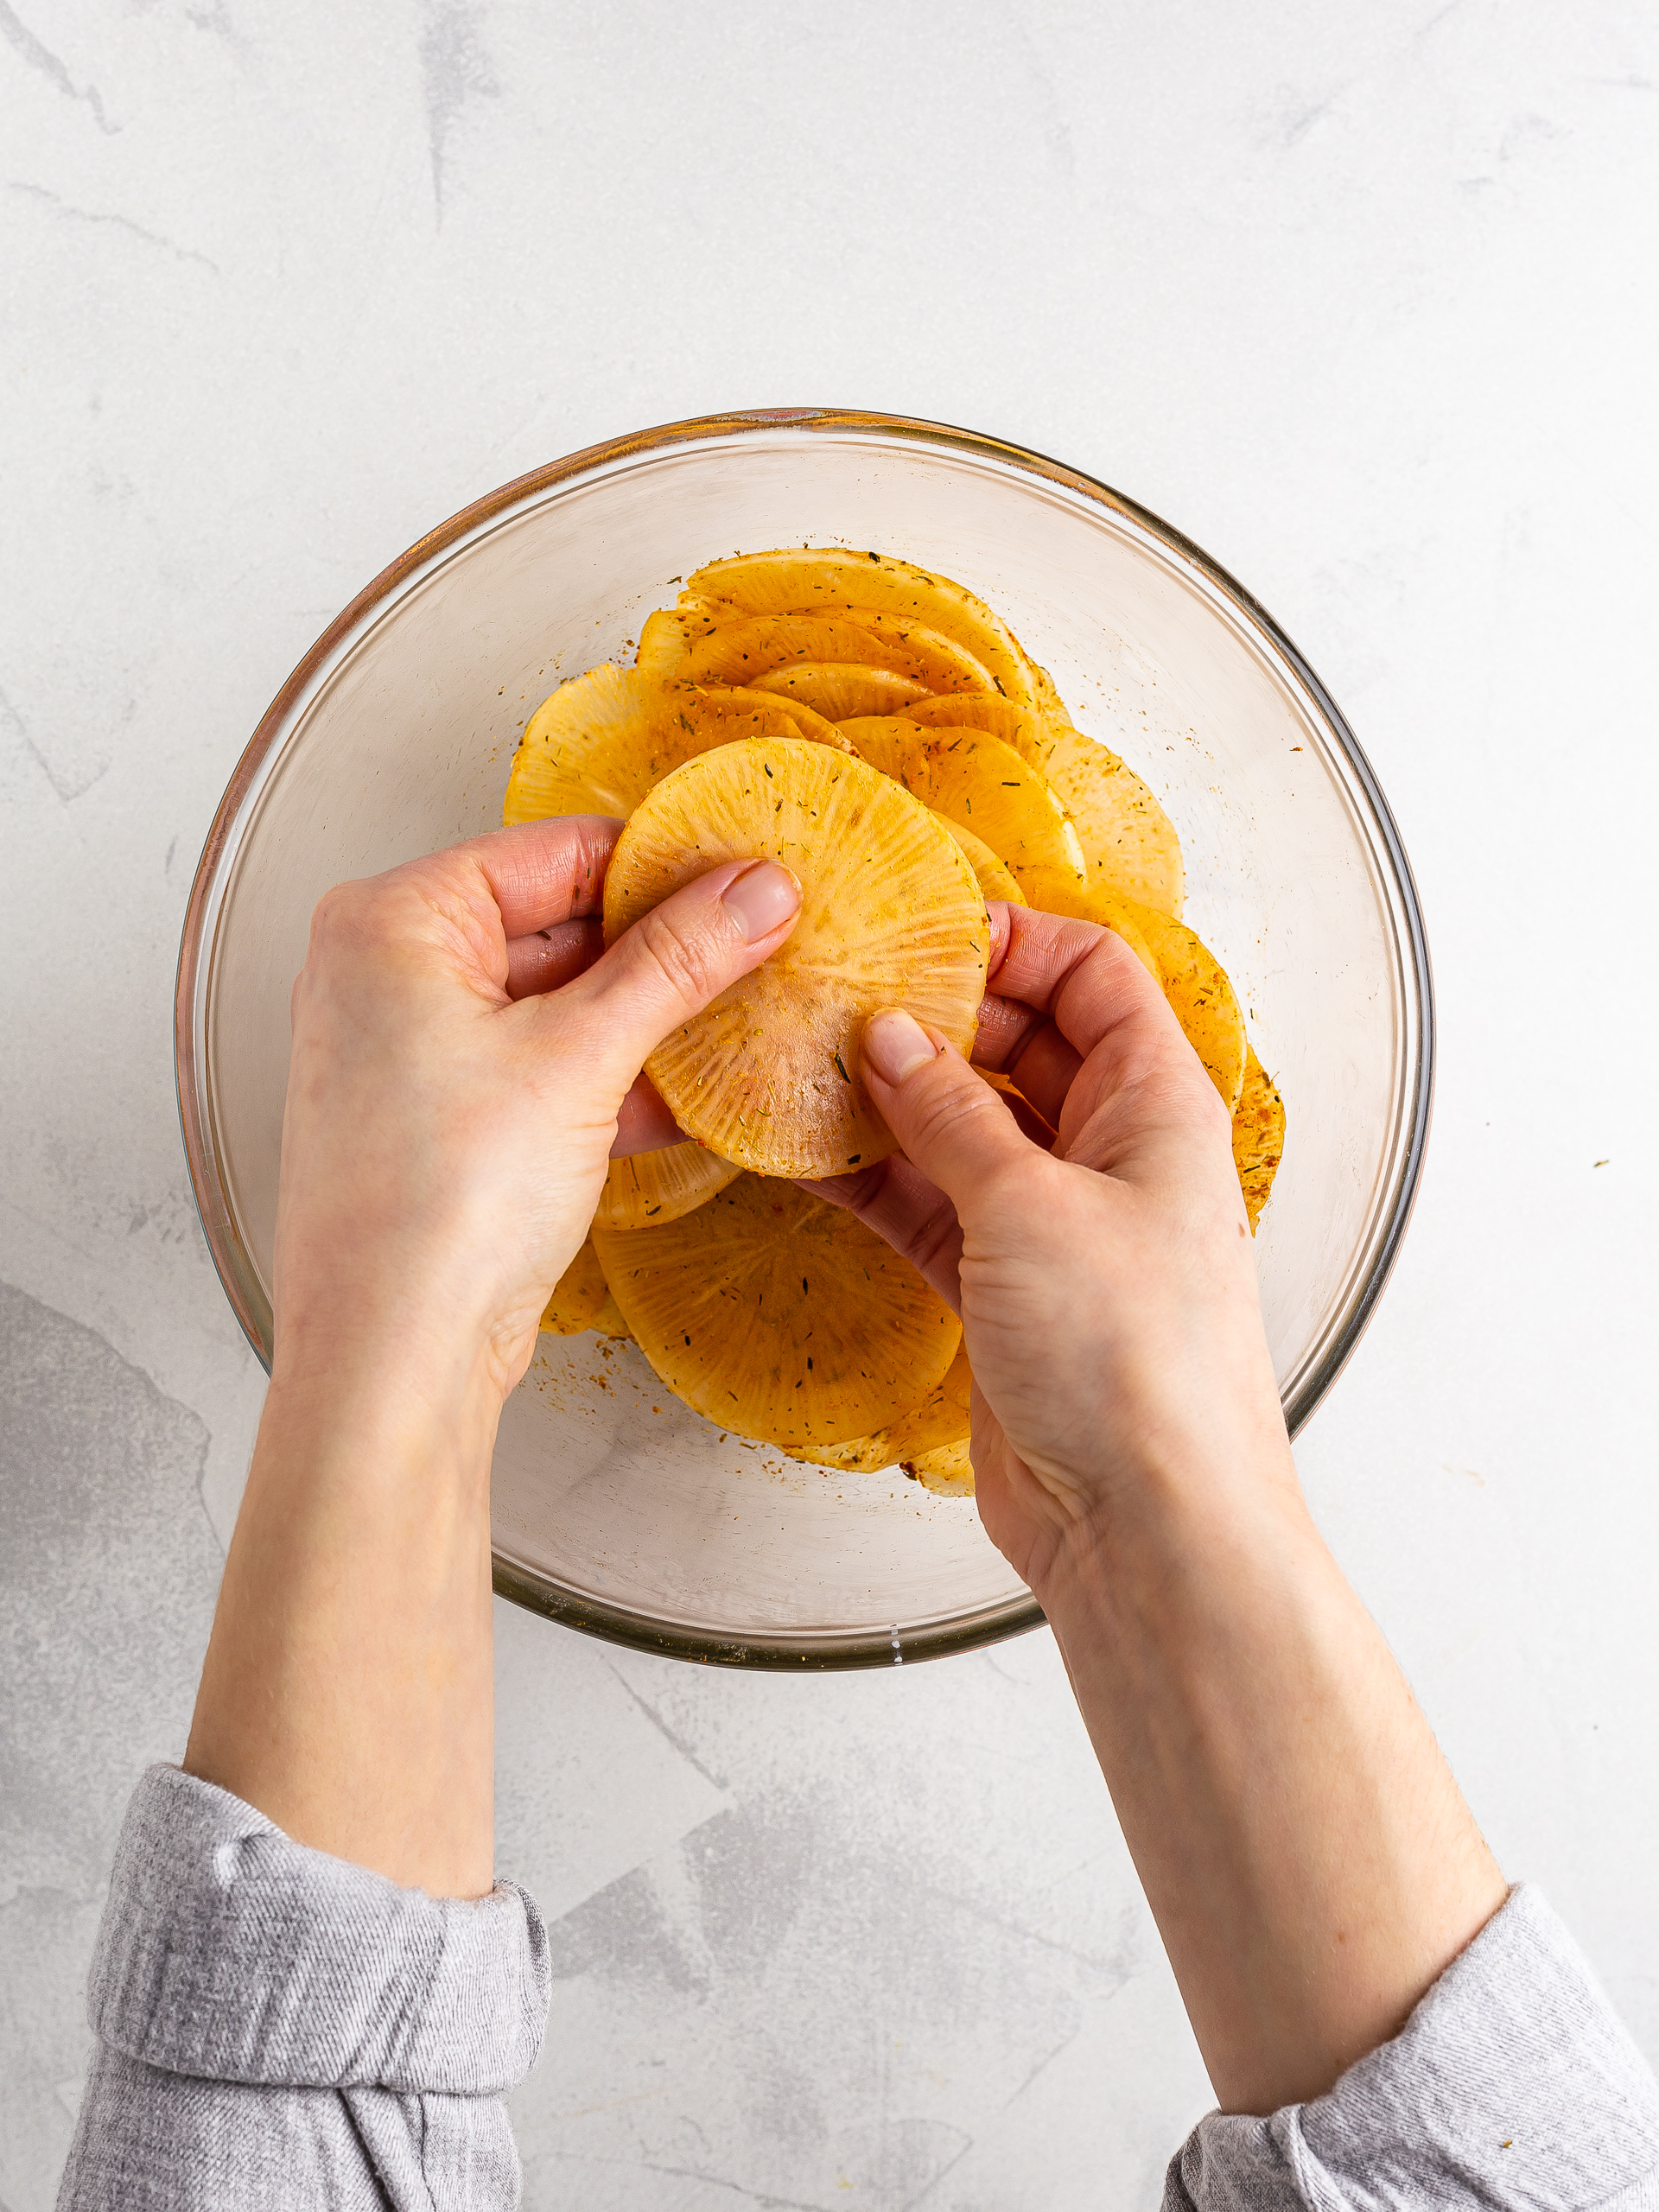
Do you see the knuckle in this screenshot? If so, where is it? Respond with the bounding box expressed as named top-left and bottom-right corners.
top-left (308, 880), bottom-right (353, 937)
top-left (312, 868), bottom-right (441, 960)
top-left (308, 878), bottom-right (376, 956)
top-left (302, 874), bottom-right (427, 998)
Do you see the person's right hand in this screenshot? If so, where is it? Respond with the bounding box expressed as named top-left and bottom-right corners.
top-left (810, 903), bottom-right (1294, 1593)
top-left (820, 906), bottom-right (1510, 2120)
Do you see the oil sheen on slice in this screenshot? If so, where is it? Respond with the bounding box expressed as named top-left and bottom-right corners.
top-left (673, 612), bottom-right (993, 696)
top-left (839, 716), bottom-right (1087, 914)
top-left (683, 549), bottom-right (1040, 714)
top-left (753, 662), bottom-right (931, 721)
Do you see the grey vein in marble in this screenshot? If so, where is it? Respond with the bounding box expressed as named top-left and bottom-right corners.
top-left (0, 2), bottom-right (117, 132)
top-left (420, 1), bottom-right (499, 223)
top-left (5, 180), bottom-right (220, 272)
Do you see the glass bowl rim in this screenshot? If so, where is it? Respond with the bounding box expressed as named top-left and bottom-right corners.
top-left (175, 404), bottom-right (1435, 1671)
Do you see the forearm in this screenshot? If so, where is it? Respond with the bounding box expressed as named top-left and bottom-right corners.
top-left (1038, 1442), bottom-right (1507, 2115)
top-left (183, 1336), bottom-right (499, 1898)
top-left (179, 830), bottom-right (799, 1907)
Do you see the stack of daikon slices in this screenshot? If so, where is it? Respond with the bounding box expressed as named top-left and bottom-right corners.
top-left (505, 550), bottom-right (1283, 1496)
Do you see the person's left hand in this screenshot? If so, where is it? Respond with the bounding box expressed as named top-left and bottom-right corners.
top-left (273, 814), bottom-right (801, 1408)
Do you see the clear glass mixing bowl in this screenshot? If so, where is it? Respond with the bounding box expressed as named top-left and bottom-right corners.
top-left (176, 409), bottom-right (1432, 1669)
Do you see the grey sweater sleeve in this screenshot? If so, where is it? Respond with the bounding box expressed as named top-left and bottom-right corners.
top-left (1166, 1884), bottom-right (1659, 2210)
top-left (56, 1765), bottom-right (551, 2211)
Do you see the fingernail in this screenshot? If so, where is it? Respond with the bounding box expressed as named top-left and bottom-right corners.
top-left (721, 860), bottom-right (801, 941)
top-left (863, 1008), bottom-right (938, 1086)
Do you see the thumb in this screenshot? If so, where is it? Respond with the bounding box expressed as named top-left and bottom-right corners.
top-left (556, 856), bottom-right (801, 1097)
top-left (861, 1008), bottom-right (1037, 1209)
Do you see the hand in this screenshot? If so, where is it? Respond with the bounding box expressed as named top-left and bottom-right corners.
top-left (275, 815), bottom-right (800, 1408)
top-left (814, 904), bottom-right (1505, 2113)
top-left (810, 901), bottom-right (1290, 1591)
top-left (187, 818), bottom-right (800, 1895)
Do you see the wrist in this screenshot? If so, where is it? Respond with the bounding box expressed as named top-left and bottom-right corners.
top-left (264, 1304), bottom-right (506, 1498)
top-left (270, 1173), bottom-right (547, 1410)
top-left (1024, 1408), bottom-right (1308, 1617)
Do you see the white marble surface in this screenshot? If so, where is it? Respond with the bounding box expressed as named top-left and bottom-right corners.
top-left (3, 1), bottom-right (1657, 2203)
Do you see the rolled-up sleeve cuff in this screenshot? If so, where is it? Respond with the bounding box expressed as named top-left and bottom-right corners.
top-left (86, 1765), bottom-right (550, 2094)
top-left (1167, 1885), bottom-right (1659, 2209)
